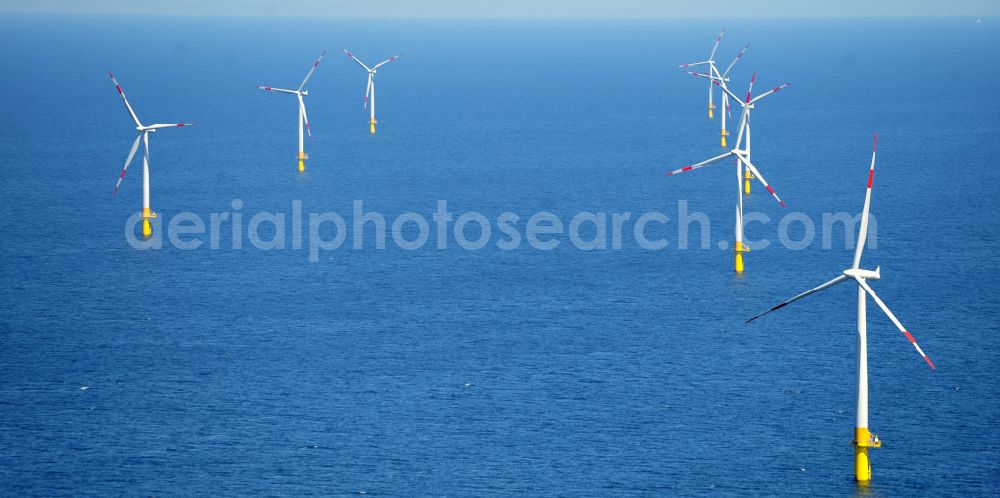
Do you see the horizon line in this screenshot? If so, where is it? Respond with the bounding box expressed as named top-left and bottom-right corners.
top-left (0, 10), bottom-right (997, 20)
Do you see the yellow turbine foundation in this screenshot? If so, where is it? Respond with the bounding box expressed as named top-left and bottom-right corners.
top-left (744, 168), bottom-right (753, 195)
top-left (853, 427), bottom-right (880, 484)
top-left (708, 103), bottom-right (715, 119)
top-left (734, 241), bottom-right (747, 273)
top-left (370, 118), bottom-right (376, 135)
top-left (298, 151), bottom-right (308, 173)
top-left (721, 129), bottom-right (729, 148)
top-left (141, 208), bottom-right (156, 240)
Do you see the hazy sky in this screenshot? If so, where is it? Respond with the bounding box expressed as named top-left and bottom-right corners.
top-left (1, 0), bottom-right (997, 18)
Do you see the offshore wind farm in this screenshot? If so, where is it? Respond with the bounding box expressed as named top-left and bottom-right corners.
top-left (666, 71), bottom-right (790, 273)
top-left (0, 5), bottom-right (998, 497)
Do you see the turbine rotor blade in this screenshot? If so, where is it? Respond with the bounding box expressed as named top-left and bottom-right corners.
top-left (749, 82), bottom-right (791, 106)
top-left (299, 96), bottom-right (312, 139)
top-left (373, 54), bottom-right (401, 70)
top-left (364, 74), bottom-right (372, 109)
top-left (722, 43), bottom-right (750, 77)
top-left (298, 50), bottom-right (327, 91)
top-left (732, 105), bottom-right (750, 148)
top-left (145, 123), bottom-right (192, 130)
top-left (685, 70), bottom-right (716, 80)
top-left (746, 275), bottom-right (848, 323)
top-left (734, 152), bottom-right (786, 207)
top-left (709, 28), bottom-right (725, 61)
top-left (113, 134), bottom-right (142, 195)
top-left (664, 151), bottom-right (734, 177)
top-left (255, 86), bottom-right (297, 94)
top-left (709, 78), bottom-right (743, 107)
top-left (342, 47), bottom-right (371, 71)
top-left (686, 69), bottom-right (732, 92)
top-left (108, 71), bottom-right (142, 127)
top-left (854, 277), bottom-right (936, 369)
top-left (853, 133), bottom-right (877, 269)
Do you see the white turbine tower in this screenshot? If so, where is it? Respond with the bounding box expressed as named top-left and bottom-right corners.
top-left (342, 48), bottom-right (401, 135)
top-left (255, 50), bottom-right (326, 173)
top-left (746, 134), bottom-right (936, 484)
top-left (664, 72), bottom-right (790, 273)
top-left (716, 43), bottom-right (749, 149)
top-left (109, 71), bottom-right (192, 240)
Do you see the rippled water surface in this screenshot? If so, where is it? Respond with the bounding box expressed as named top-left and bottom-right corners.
top-left (0, 14), bottom-right (998, 496)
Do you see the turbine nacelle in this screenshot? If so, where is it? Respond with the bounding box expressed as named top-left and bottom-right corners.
top-left (843, 267), bottom-right (881, 282)
top-left (138, 123), bottom-right (191, 133)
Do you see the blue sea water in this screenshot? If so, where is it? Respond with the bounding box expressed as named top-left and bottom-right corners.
top-left (0, 13), bottom-right (999, 496)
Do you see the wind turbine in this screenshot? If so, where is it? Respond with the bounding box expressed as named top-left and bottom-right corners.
top-left (680, 37), bottom-right (750, 150)
top-left (678, 29), bottom-right (726, 120)
top-left (746, 134), bottom-right (936, 484)
top-left (255, 50), bottom-right (326, 173)
top-left (664, 72), bottom-right (790, 273)
top-left (342, 48), bottom-right (401, 135)
top-left (109, 71), bottom-right (192, 240)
